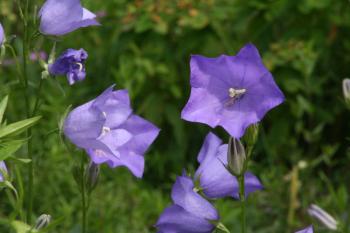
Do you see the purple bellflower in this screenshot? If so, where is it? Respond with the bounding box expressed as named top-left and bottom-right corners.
top-left (0, 23), bottom-right (4, 45)
top-left (39, 0), bottom-right (99, 36)
top-left (295, 226), bottom-right (313, 233)
top-left (64, 85), bottom-right (160, 178)
top-left (156, 174), bottom-right (219, 233)
top-left (181, 43), bottom-right (285, 138)
top-left (49, 49), bottom-right (88, 85)
top-left (0, 161), bottom-right (8, 182)
top-left (195, 132), bottom-right (263, 199)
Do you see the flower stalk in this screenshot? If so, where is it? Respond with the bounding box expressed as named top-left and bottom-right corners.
top-left (80, 153), bottom-right (88, 233)
top-left (238, 175), bottom-right (246, 233)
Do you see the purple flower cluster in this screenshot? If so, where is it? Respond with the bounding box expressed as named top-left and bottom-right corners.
top-left (64, 85), bottom-right (160, 178)
top-left (181, 43), bottom-right (285, 138)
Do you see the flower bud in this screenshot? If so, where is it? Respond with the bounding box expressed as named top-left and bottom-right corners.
top-left (85, 161), bottom-right (100, 194)
top-left (308, 204), bottom-right (338, 230)
top-left (227, 137), bottom-right (246, 176)
top-left (343, 78), bottom-right (350, 105)
top-left (34, 214), bottom-right (51, 230)
top-left (243, 124), bottom-right (259, 157)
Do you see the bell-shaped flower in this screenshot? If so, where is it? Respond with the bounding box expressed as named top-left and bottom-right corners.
top-left (49, 49), bottom-right (88, 85)
top-left (295, 226), bottom-right (313, 233)
top-left (181, 43), bottom-right (285, 138)
top-left (0, 23), bottom-right (4, 45)
top-left (64, 85), bottom-right (160, 178)
top-left (0, 161), bottom-right (8, 182)
top-left (195, 132), bottom-right (263, 199)
top-left (156, 174), bottom-right (219, 233)
top-left (39, 0), bottom-right (99, 36)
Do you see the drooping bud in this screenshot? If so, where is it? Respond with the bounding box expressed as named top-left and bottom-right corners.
top-left (342, 78), bottom-right (350, 105)
top-left (308, 204), bottom-right (338, 230)
top-left (34, 214), bottom-right (51, 230)
top-left (85, 161), bottom-right (100, 194)
top-left (227, 137), bottom-right (246, 176)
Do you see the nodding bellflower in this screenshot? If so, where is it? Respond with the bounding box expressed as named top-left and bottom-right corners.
top-left (0, 23), bottom-right (4, 45)
top-left (49, 49), bottom-right (88, 85)
top-left (0, 161), bottom-right (7, 182)
top-left (64, 85), bottom-right (160, 178)
top-left (39, 0), bottom-right (100, 36)
top-left (156, 174), bottom-right (219, 233)
top-left (295, 226), bottom-right (313, 233)
top-left (195, 132), bottom-right (263, 199)
top-left (181, 43), bottom-right (285, 138)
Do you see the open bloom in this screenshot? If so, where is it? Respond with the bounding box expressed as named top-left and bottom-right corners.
top-left (49, 49), bottom-right (88, 85)
top-left (295, 226), bottom-right (313, 233)
top-left (0, 23), bottom-right (4, 45)
top-left (0, 161), bottom-right (7, 182)
top-left (39, 0), bottom-right (99, 36)
top-left (64, 85), bottom-right (160, 178)
top-left (181, 43), bottom-right (284, 138)
top-left (195, 132), bottom-right (263, 199)
top-left (156, 174), bottom-right (219, 233)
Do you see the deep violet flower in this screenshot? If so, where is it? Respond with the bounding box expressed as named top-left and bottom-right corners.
top-left (195, 132), bottom-right (263, 199)
top-left (295, 226), bottom-right (313, 233)
top-left (181, 43), bottom-right (285, 138)
top-left (64, 85), bottom-right (160, 178)
top-left (39, 0), bottom-right (99, 36)
top-left (156, 174), bottom-right (219, 233)
top-left (0, 23), bottom-right (4, 45)
top-left (0, 161), bottom-right (7, 182)
top-left (49, 49), bottom-right (88, 85)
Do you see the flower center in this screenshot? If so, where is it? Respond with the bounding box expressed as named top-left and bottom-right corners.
top-left (228, 88), bottom-right (246, 98)
top-left (101, 126), bottom-right (111, 136)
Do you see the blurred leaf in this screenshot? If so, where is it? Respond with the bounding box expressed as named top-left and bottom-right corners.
top-left (0, 95), bottom-right (9, 123)
top-left (0, 139), bottom-right (26, 161)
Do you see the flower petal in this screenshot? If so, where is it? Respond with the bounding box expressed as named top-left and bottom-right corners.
top-left (0, 23), bottom-right (4, 45)
top-left (295, 226), bottom-right (313, 233)
top-left (156, 205), bottom-right (215, 233)
top-left (171, 175), bottom-right (219, 221)
top-left (197, 132), bottom-right (222, 163)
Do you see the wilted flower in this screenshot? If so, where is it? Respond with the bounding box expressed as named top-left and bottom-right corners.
top-left (64, 85), bottom-right (160, 178)
top-left (48, 49), bottom-right (88, 85)
top-left (156, 174), bottom-right (219, 233)
top-left (0, 161), bottom-right (7, 182)
top-left (39, 0), bottom-right (100, 36)
top-left (181, 43), bottom-right (285, 138)
top-left (195, 132), bottom-right (263, 199)
top-left (308, 204), bottom-right (338, 230)
top-left (0, 23), bottom-right (4, 45)
top-left (295, 225), bottom-right (313, 233)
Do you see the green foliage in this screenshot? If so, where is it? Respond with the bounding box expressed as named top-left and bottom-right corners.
top-left (1, 0), bottom-right (350, 232)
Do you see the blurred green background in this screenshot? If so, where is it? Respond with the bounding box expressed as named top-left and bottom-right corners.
top-left (1, 0), bottom-right (350, 232)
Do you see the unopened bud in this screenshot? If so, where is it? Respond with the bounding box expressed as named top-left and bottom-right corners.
top-left (308, 204), bottom-right (338, 230)
top-left (342, 78), bottom-right (350, 105)
top-left (34, 214), bottom-right (51, 230)
top-left (243, 124), bottom-right (259, 157)
top-left (85, 161), bottom-right (100, 194)
top-left (227, 137), bottom-right (246, 176)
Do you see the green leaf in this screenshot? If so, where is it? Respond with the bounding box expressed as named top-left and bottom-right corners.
top-left (11, 220), bottom-right (36, 233)
top-left (0, 95), bottom-right (9, 123)
top-left (0, 139), bottom-right (27, 161)
top-left (0, 116), bottom-right (41, 139)
top-left (9, 157), bottom-right (32, 164)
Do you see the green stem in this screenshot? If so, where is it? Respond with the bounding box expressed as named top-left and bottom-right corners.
top-left (14, 165), bottom-right (25, 221)
top-left (81, 154), bottom-right (87, 233)
top-left (239, 175), bottom-right (246, 233)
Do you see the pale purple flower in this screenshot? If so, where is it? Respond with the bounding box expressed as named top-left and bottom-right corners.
top-left (181, 43), bottom-right (285, 138)
top-left (156, 174), bottom-right (219, 233)
top-left (195, 132), bottom-right (263, 199)
top-left (64, 85), bottom-right (160, 178)
top-left (295, 226), bottom-right (313, 233)
top-left (49, 49), bottom-right (88, 85)
top-left (39, 0), bottom-right (100, 36)
top-left (0, 23), bottom-right (4, 45)
top-left (0, 161), bottom-right (7, 182)
top-left (308, 204), bottom-right (338, 230)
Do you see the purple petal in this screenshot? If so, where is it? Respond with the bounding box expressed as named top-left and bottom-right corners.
top-left (39, 0), bottom-right (99, 36)
top-left (0, 23), bottom-right (4, 45)
top-left (171, 175), bottom-right (219, 221)
top-left (295, 226), bottom-right (313, 233)
top-left (156, 205), bottom-right (215, 233)
top-left (0, 161), bottom-right (7, 182)
top-left (197, 132), bottom-right (222, 163)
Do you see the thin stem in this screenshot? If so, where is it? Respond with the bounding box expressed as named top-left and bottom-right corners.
top-left (81, 154), bottom-right (87, 233)
top-left (14, 165), bottom-right (25, 221)
top-left (239, 175), bottom-right (246, 233)
top-left (4, 44), bottom-right (24, 86)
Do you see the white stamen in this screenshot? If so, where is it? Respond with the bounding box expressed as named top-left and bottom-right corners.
top-left (101, 126), bottom-right (111, 136)
top-left (102, 111), bottom-right (107, 118)
top-left (229, 88), bottom-right (246, 98)
top-left (75, 62), bottom-right (83, 71)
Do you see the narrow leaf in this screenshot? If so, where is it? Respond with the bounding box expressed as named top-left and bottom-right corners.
top-left (0, 139), bottom-right (26, 161)
top-left (0, 95), bottom-right (9, 123)
top-left (0, 116), bottom-right (41, 138)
